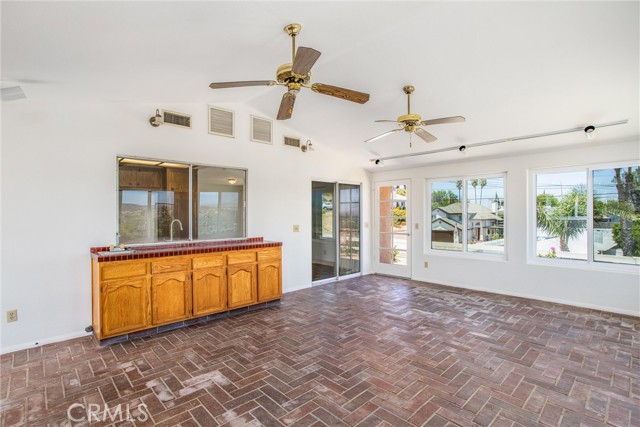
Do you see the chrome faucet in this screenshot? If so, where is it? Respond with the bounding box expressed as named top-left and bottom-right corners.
top-left (170, 219), bottom-right (183, 241)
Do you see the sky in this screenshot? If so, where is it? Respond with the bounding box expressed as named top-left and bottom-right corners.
top-left (431, 177), bottom-right (504, 208)
top-left (537, 166), bottom-right (639, 202)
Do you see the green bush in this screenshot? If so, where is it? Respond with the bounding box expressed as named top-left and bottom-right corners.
top-left (612, 220), bottom-right (640, 256)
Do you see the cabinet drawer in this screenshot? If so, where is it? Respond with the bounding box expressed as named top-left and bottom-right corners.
top-left (151, 258), bottom-right (190, 274)
top-left (192, 254), bottom-right (225, 270)
top-left (101, 261), bottom-right (146, 281)
top-left (257, 247), bottom-right (281, 262)
top-left (227, 251), bottom-right (256, 265)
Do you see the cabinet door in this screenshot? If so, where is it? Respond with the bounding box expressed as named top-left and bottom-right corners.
top-left (151, 272), bottom-right (191, 325)
top-left (228, 263), bottom-right (257, 308)
top-left (193, 267), bottom-right (227, 316)
top-left (258, 261), bottom-right (282, 302)
top-left (101, 277), bottom-right (149, 337)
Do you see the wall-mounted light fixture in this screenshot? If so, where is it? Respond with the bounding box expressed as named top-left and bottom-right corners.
top-left (227, 177), bottom-right (237, 185)
top-left (584, 125), bottom-right (596, 140)
top-left (149, 109), bottom-right (163, 127)
top-left (300, 140), bottom-right (314, 152)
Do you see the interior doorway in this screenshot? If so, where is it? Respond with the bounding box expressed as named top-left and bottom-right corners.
top-left (311, 181), bottom-right (361, 283)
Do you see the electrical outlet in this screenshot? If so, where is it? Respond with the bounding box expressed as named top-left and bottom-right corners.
top-left (293, 225), bottom-right (300, 232)
top-left (424, 261), bottom-right (429, 268)
top-left (6, 310), bottom-right (17, 323)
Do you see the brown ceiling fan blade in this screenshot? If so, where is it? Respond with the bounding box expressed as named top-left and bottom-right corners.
top-left (374, 120), bottom-right (399, 123)
top-left (364, 128), bottom-right (403, 143)
top-left (419, 115), bottom-right (466, 126)
top-left (415, 128), bottom-right (438, 143)
top-left (277, 92), bottom-right (296, 120)
top-left (209, 80), bottom-right (276, 89)
top-left (311, 83), bottom-right (370, 104)
top-left (292, 47), bottom-right (321, 76)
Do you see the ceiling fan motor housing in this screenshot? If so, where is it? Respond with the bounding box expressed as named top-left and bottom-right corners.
top-left (398, 113), bottom-right (422, 132)
top-left (276, 63), bottom-right (311, 88)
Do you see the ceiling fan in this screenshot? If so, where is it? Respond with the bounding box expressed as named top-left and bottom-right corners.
top-left (209, 23), bottom-right (370, 120)
top-left (365, 85), bottom-right (465, 146)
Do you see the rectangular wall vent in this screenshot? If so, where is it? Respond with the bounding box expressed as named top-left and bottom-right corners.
top-left (162, 110), bottom-right (191, 129)
top-left (208, 106), bottom-right (234, 137)
top-left (251, 116), bottom-right (273, 144)
top-left (283, 136), bottom-right (301, 148)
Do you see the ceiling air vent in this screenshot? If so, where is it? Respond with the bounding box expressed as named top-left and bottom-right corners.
top-left (251, 116), bottom-right (273, 144)
top-left (162, 110), bottom-right (191, 129)
top-left (283, 136), bottom-right (301, 148)
top-left (208, 106), bottom-right (234, 138)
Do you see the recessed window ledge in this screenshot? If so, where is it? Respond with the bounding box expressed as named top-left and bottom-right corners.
top-left (424, 250), bottom-right (508, 263)
top-left (527, 258), bottom-right (639, 275)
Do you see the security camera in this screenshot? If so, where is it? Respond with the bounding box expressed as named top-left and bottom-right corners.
top-left (459, 145), bottom-right (466, 152)
top-left (375, 159), bottom-right (381, 165)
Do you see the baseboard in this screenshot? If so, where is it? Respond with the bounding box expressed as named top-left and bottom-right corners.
top-left (415, 277), bottom-right (640, 317)
top-left (284, 283), bottom-right (312, 293)
top-left (0, 330), bottom-right (92, 355)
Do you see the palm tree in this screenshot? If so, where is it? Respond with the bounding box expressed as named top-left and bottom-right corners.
top-left (536, 186), bottom-right (587, 252)
top-left (613, 167), bottom-right (640, 255)
top-left (471, 179), bottom-right (478, 203)
top-left (456, 180), bottom-right (462, 201)
top-left (478, 179), bottom-right (487, 205)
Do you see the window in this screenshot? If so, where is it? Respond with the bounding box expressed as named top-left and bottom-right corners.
top-left (429, 175), bottom-right (505, 256)
top-left (321, 192), bottom-right (334, 238)
top-left (118, 157), bottom-right (246, 244)
top-left (533, 163), bottom-right (639, 266)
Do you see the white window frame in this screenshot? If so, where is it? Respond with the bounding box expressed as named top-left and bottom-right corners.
top-left (425, 172), bottom-right (507, 260)
top-left (528, 160), bottom-right (640, 273)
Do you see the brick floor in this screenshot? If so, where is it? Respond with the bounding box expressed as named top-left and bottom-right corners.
top-left (1, 275), bottom-right (638, 426)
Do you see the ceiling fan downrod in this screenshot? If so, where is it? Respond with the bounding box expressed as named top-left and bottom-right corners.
top-left (284, 23), bottom-right (302, 64)
top-left (404, 85), bottom-right (414, 114)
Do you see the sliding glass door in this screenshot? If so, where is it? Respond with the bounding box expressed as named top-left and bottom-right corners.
top-left (312, 181), bottom-right (361, 283)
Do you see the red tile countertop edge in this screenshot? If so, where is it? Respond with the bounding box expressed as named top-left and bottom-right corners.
top-left (91, 237), bottom-right (282, 263)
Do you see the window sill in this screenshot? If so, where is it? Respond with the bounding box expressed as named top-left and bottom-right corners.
top-left (424, 249), bottom-right (508, 262)
top-left (527, 258), bottom-right (640, 275)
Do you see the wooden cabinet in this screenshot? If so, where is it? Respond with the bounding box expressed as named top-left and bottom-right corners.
top-left (151, 271), bottom-right (191, 325)
top-left (228, 263), bottom-right (257, 308)
top-left (166, 168), bottom-right (189, 192)
top-left (192, 253), bottom-right (227, 316)
top-left (92, 246), bottom-right (281, 340)
top-left (193, 267), bottom-right (227, 316)
top-left (257, 248), bottom-right (282, 302)
top-left (258, 261), bottom-right (282, 302)
top-left (119, 166), bottom-right (163, 190)
top-left (227, 251), bottom-right (257, 308)
top-left (101, 277), bottom-right (149, 337)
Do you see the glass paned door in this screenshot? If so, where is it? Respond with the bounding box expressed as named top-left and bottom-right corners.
top-left (312, 182), bottom-right (336, 281)
top-left (339, 184), bottom-right (361, 276)
top-left (312, 181), bottom-right (361, 283)
top-left (375, 181), bottom-right (411, 277)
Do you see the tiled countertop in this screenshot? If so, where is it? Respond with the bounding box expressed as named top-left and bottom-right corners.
top-left (90, 237), bottom-right (281, 262)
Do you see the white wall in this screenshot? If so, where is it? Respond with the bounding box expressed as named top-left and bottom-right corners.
top-left (0, 102), bottom-right (371, 352)
top-left (371, 140), bottom-right (640, 316)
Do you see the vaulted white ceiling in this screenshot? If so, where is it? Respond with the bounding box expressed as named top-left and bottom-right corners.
top-left (2, 1), bottom-right (638, 169)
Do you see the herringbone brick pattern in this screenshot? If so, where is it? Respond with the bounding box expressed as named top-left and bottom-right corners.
top-left (1, 275), bottom-right (638, 426)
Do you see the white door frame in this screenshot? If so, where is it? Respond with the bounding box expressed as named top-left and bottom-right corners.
top-left (374, 180), bottom-right (411, 278)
